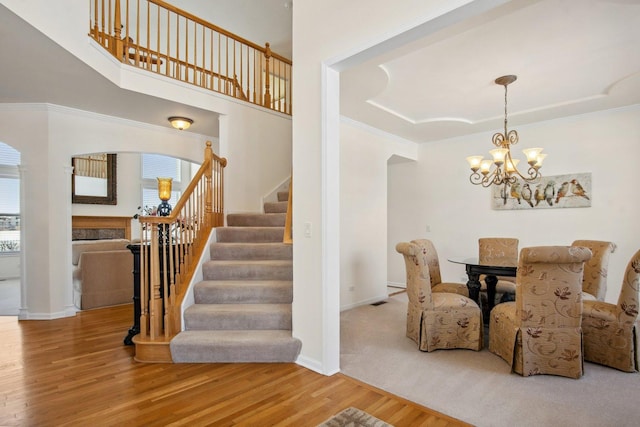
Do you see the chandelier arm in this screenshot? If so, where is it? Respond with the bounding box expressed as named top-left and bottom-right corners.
top-left (466, 75), bottom-right (546, 191)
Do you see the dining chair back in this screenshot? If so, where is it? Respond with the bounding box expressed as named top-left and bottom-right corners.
top-left (478, 237), bottom-right (519, 306)
top-left (396, 240), bottom-right (483, 352)
top-left (489, 245), bottom-right (592, 378)
top-left (582, 249), bottom-right (640, 372)
top-left (415, 239), bottom-right (469, 297)
top-left (571, 240), bottom-right (616, 301)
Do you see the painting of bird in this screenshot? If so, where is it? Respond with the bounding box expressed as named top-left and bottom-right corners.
top-left (521, 183), bottom-right (534, 207)
top-left (556, 181), bottom-right (571, 204)
top-left (543, 181), bottom-right (556, 206)
top-left (534, 184), bottom-right (545, 206)
top-left (491, 173), bottom-right (591, 210)
top-left (510, 182), bottom-right (522, 204)
top-left (570, 179), bottom-right (590, 200)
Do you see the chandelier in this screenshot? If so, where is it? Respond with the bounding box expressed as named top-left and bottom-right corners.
top-left (466, 75), bottom-right (546, 188)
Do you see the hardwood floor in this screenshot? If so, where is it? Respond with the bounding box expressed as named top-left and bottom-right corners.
top-left (0, 305), bottom-right (469, 426)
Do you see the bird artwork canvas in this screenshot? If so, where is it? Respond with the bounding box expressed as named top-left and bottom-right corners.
top-left (491, 172), bottom-right (592, 210)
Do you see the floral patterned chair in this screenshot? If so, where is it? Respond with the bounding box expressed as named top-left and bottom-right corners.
top-left (571, 240), bottom-right (617, 301)
top-left (478, 237), bottom-right (519, 310)
top-left (489, 246), bottom-right (592, 378)
top-left (407, 239), bottom-right (469, 297)
top-left (396, 240), bottom-right (483, 352)
top-left (582, 249), bottom-right (640, 372)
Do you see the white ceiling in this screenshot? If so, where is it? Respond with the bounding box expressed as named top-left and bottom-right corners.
top-left (1, 0), bottom-right (639, 143)
top-left (341, 0), bottom-right (640, 143)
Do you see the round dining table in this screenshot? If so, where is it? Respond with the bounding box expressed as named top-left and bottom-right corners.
top-left (447, 256), bottom-right (517, 313)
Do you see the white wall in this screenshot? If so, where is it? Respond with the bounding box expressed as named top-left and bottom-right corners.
top-left (292, 0), bottom-right (494, 373)
top-left (0, 0), bottom-right (293, 319)
top-left (340, 118), bottom-right (417, 310)
top-left (0, 101), bottom-right (290, 319)
top-left (388, 106), bottom-right (640, 304)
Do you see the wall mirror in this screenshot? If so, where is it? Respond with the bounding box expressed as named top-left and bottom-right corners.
top-left (71, 153), bottom-right (117, 205)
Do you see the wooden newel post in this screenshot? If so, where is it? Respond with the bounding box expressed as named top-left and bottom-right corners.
top-left (114, 0), bottom-right (123, 60)
top-left (263, 43), bottom-right (272, 107)
top-left (204, 141), bottom-right (213, 229)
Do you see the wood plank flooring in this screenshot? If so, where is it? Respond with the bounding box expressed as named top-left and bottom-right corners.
top-left (0, 305), bottom-right (470, 426)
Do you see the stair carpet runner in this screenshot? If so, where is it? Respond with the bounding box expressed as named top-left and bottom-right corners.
top-left (170, 191), bottom-right (301, 362)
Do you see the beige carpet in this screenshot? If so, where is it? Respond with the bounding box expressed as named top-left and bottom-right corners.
top-left (340, 292), bottom-right (640, 427)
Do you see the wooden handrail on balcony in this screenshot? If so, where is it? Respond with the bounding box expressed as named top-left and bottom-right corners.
top-left (133, 141), bottom-right (226, 362)
top-left (90, 0), bottom-right (292, 115)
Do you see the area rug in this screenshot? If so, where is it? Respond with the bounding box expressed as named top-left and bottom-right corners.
top-left (317, 407), bottom-right (394, 427)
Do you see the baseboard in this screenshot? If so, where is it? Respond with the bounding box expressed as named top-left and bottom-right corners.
top-left (387, 281), bottom-right (406, 288)
top-left (296, 354), bottom-right (339, 376)
top-left (340, 294), bottom-right (389, 312)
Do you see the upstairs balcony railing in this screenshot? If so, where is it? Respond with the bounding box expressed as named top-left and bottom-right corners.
top-left (90, 0), bottom-right (292, 115)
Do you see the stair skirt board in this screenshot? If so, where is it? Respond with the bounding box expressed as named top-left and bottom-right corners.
top-left (170, 330), bottom-right (302, 363)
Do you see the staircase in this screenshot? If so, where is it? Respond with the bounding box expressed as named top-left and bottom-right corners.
top-left (169, 190), bottom-right (301, 363)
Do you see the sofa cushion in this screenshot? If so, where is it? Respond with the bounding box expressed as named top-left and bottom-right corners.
top-left (72, 239), bottom-right (130, 266)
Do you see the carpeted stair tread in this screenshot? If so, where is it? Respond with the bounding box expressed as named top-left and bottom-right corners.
top-left (170, 330), bottom-right (301, 363)
top-left (184, 303), bottom-right (292, 330)
top-left (203, 259), bottom-right (292, 281)
top-left (264, 201), bottom-right (288, 213)
top-left (216, 226), bottom-right (284, 243)
top-left (170, 186), bottom-right (295, 364)
top-left (210, 242), bottom-right (292, 260)
top-left (277, 191), bottom-right (289, 202)
top-left (226, 213), bottom-right (286, 227)
top-left (194, 280), bottom-right (293, 304)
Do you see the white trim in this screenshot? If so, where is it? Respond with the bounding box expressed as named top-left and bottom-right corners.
top-left (340, 293), bottom-right (390, 312)
top-left (180, 228), bottom-right (216, 329)
top-left (387, 281), bottom-right (407, 288)
top-left (261, 176), bottom-right (291, 206)
top-left (320, 63), bottom-right (341, 375)
top-left (295, 354), bottom-right (337, 375)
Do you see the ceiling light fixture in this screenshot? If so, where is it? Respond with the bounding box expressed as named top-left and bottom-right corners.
top-left (168, 116), bottom-right (193, 130)
top-left (466, 75), bottom-right (546, 189)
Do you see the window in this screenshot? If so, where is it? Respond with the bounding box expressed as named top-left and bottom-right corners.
top-left (0, 143), bottom-right (20, 253)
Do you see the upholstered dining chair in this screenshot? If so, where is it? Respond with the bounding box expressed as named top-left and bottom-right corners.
top-left (582, 249), bottom-right (640, 372)
top-left (396, 240), bottom-right (483, 352)
top-left (571, 240), bottom-right (617, 301)
top-left (489, 246), bottom-right (592, 378)
top-left (478, 237), bottom-right (519, 308)
top-left (408, 239), bottom-right (469, 297)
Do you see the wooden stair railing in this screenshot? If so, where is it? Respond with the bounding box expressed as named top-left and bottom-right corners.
top-left (283, 177), bottom-right (292, 245)
top-left (133, 141), bottom-right (226, 362)
top-left (89, 0), bottom-right (292, 115)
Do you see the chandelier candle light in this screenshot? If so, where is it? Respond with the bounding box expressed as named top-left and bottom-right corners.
top-left (467, 75), bottom-right (546, 189)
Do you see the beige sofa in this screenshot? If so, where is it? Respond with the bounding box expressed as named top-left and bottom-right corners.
top-left (72, 239), bottom-right (133, 310)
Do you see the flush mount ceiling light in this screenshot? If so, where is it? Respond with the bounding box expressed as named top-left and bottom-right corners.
top-left (168, 116), bottom-right (193, 130)
top-left (466, 75), bottom-right (546, 189)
